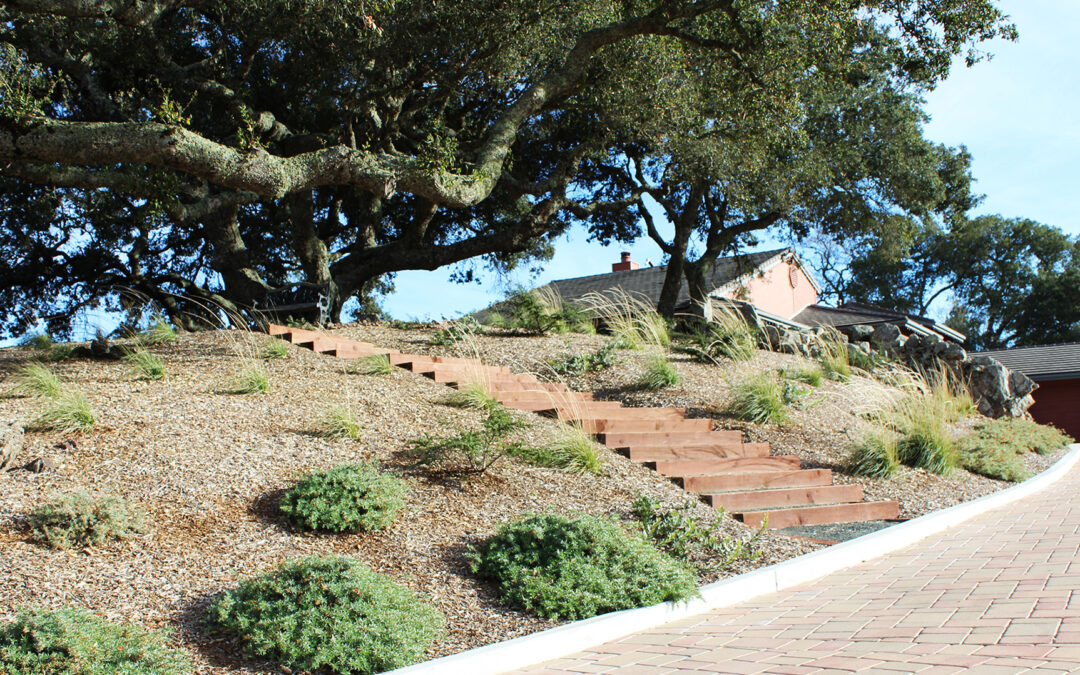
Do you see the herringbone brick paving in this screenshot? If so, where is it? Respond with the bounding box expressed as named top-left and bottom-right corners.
top-left (511, 462), bottom-right (1080, 674)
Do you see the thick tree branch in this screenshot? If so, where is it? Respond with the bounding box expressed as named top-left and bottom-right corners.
top-left (0, 0), bottom-right (197, 25)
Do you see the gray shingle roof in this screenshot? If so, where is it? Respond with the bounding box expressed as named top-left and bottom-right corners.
top-left (979, 343), bottom-right (1080, 381)
top-left (793, 303), bottom-right (966, 343)
top-left (542, 248), bottom-right (789, 309)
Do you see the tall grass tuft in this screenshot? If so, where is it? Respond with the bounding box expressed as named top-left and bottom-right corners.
top-left (846, 431), bottom-right (900, 478)
top-left (638, 355), bottom-right (682, 390)
top-left (31, 390), bottom-right (96, 432)
top-left (124, 349), bottom-right (166, 380)
top-left (138, 318), bottom-right (178, 346)
top-left (815, 328), bottom-right (852, 382)
top-left (312, 404), bottom-right (363, 440)
top-left (263, 339), bottom-right (291, 359)
top-left (443, 381), bottom-right (500, 412)
top-left (14, 362), bottom-right (63, 398)
top-left (781, 365), bottom-right (823, 388)
top-left (888, 392), bottom-right (959, 475)
top-left (581, 288), bottom-right (670, 349)
top-left (352, 353), bottom-right (395, 375)
top-left (234, 362), bottom-right (269, 394)
top-left (521, 425), bottom-right (605, 475)
top-left (727, 375), bottom-right (790, 425)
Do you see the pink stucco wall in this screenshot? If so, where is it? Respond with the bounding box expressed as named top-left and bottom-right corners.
top-left (722, 260), bottom-right (818, 320)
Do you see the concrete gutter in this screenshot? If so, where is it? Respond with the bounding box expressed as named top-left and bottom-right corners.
top-left (382, 444), bottom-right (1080, 675)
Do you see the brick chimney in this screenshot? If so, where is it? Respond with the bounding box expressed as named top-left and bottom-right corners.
top-left (611, 251), bottom-right (640, 272)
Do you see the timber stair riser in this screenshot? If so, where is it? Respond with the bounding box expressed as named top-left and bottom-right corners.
top-left (268, 324), bottom-right (900, 530)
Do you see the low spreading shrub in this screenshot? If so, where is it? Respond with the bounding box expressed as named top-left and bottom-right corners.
top-left (279, 463), bottom-right (407, 532)
top-left (209, 556), bottom-right (442, 674)
top-left (548, 342), bottom-right (619, 376)
top-left (408, 406), bottom-right (525, 474)
top-left (469, 513), bottom-right (696, 620)
top-left (959, 444), bottom-right (1031, 482)
top-left (30, 492), bottom-right (145, 550)
top-left (959, 417), bottom-right (1073, 456)
top-left (631, 495), bottom-right (761, 574)
top-left (846, 431), bottom-right (901, 479)
top-left (637, 354), bottom-right (682, 390)
top-left (0, 607), bottom-right (192, 674)
top-left (504, 287), bottom-right (592, 335)
top-left (311, 404), bottom-right (363, 440)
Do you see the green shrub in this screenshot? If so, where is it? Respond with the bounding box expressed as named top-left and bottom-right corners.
top-left (631, 495), bottom-right (761, 574)
top-left (312, 404), bottom-right (363, 440)
top-left (124, 349), bottom-right (166, 381)
top-left (233, 362), bottom-right (269, 394)
top-left (958, 417), bottom-right (1073, 456)
top-left (352, 353), bottom-right (394, 375)
top-left (262, 340), bottom-right (291, 359)
top-left (279, 464), bottom-right (407, 532)
top-left (959, 444), bottom-right (1031, 482)
top-left (13, 362), bottom-right (63, 398)
top-left (548, 342), bottom-right (619, 376)
top-left (138, 319), bottom-right (177, 346)
top-left (846, 431), bottom-right (900, 478)
top-left (30, 492), bottom-right (145, 550)
top-left (637, 355), bottom-right (682, 390)
top-left (517, 426), bottom-right (604, 474)
top-left (780, 365), bottom-right (823, 387)
top-left (209, 556), bottom-right (442, 674)
top-left (470, 513), bottom-right (696, 620)
top-left (408, 406), bottom-right (525, 474)
top-left (726, 376), bottom-right (805, 425)
top-left (0, 607), bottom-right (192, 674)
top-left (31, 389), bottom-right (96, 432)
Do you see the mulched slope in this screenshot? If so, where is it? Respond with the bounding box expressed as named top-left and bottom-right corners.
top-left (0, 331), bottom-right (817, 674)
top-left (340, 322), bottom-right (1066, 519)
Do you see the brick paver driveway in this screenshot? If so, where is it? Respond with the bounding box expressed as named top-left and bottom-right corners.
top-left (512, 464), bottom-right (1080, 674)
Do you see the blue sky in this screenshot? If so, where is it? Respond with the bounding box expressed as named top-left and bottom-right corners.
top-left (380, 0), bottom-right (1080, 321)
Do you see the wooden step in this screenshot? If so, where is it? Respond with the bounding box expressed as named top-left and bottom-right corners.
top-left (268, 324), bottom-right (290, 336)
top-left (326, 345), bottom-right (398, 357)
top-left (737, 500), bottom-right (900, 529)
top-left (620, 442), bottom-right (766, 461)
top-left (706, 484), bottom-right (864, 511)
top-left (554, 407), bottom-right (686, 422)
top-left (648, 455), bottom-right (801, 477)
top-left (678, 469), bottom-right (833, 493)
top-left (493, 390), bottom-right (593, 404)
top-left (577, 418), bottom-right (713, 434)
top-left (598, 430), bottom-right (742, 448)
top-left (504, 399), bottom-right (623, 414)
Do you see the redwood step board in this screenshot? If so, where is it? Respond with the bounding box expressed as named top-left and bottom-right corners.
top-left (706, 484), bottom-right (864, 512)
top-left (737, 500), bottom-right (900, 529)
top-left (554, 407), bottom-right (686, 422)
top-left (268, 324), bottom-right (290, 336)
top-left (327, 346), bottom-right (398, 357)
top-left (493, 390), bottom-right (593, 403)
top-left (484, 380), bottom-right (573, 393)
top-left (678, 469), bottom-right (833, 493)
top-left (620, 443), bottom-right (764, 461)
top-left (577, 418), bottom-right (713, 434)
top-left (648, 455), bottom-right (801, 477)
top-left (598, 430), bottom-right (742, 448)
top-left (504, 400), bottom-right (623, 414)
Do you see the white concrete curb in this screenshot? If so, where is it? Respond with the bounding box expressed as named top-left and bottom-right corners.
top-left (382, 444), bottom-right (1080, 675)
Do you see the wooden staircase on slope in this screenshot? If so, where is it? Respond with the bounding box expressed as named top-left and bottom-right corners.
top-left (269, 325), bottom-right (900, 529)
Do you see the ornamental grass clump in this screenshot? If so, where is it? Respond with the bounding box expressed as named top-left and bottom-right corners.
top-left (469, 513), bottom-right (696, 621)
top-left (781, 364), bottom-right (823, 387)
top-left (138, 318), bottom-right (178, 346)
top-left (209, 556), bottom-right (443, 674)
top-left (233, 362), bottom-right (269, 394)
top-left (30, 492), bottom-right (146, 550)
top-left (637, 354), bottom-right (682, 390)
top-left (31, 389), bottom-right (96, 432)
top-left (0, 607), bottom-right (192, 674)
top-left (519, 425), bottom-right (605, 475)
top-left (352, 353), bottom-right (394, 375)
top-left (124, 348), bottom-right (166, 380)
top-left (311, 403), bottom-right (363, 440)
top-left (580, 288), bottom-right (669, 348)
top-left (727, 375), bottom-right (802, 425)
top-left (13, 362), bottom-right (63, 399)
top-left (817, 329), bottom-right (853, 382)
top-left (846, 430), bottom-right (901, 479)
top-left (262, 339), bottom-right (291, 359)
top-left (279, 463), bottom-right (407, 533)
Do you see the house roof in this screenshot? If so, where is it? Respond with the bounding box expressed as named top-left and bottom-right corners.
top-left (793, 303), bottom-right (966, 343)
top-left (979, 343), bottom-right (1080, 382)
top-left (542, 247), bottom-right (792, 310)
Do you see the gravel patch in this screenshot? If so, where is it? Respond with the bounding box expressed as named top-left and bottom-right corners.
top-left (0, 329), bottom-right (816, 673)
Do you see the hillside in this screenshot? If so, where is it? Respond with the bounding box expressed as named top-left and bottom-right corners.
top-left (0, 325), bottom-right (1067, 673)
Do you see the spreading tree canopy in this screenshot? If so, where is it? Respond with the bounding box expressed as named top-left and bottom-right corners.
top-left (0, 0), bottom-right (1015, 334)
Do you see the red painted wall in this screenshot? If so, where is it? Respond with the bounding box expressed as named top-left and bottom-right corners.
top-left (1029, 379), bottom-right (1080, 440)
